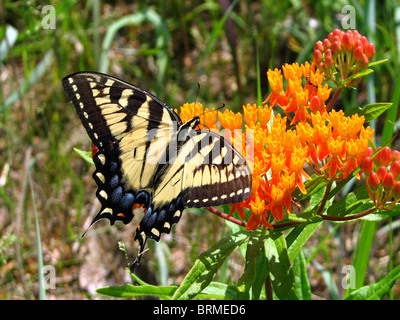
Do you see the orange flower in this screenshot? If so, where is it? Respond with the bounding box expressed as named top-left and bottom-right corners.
top-left (247, 195), bottom-right (273, 230)
top-left (176, 102), bottom-right (205, 129)
top-left (218, 109), bottom-right (242, 130)
top-left (203, 108), bottom-right (218, 130)
top-left (243, 104), bottom-right (258, 128)
top-left (257, 105), bottom-right (272, 127)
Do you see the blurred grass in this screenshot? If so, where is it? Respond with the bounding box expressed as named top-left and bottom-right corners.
top-left (0, 0), bottom-right (399, 299)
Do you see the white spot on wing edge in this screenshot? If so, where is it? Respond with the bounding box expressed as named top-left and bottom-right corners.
top-left (95, 172), bottom-right (105, 183)
top-left (99, 190), bottom-right (108, 199)
top-left (151, 228), bottom-right (160, 237)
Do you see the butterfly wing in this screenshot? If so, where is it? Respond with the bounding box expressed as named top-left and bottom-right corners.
top-left (62, 72), bottom-right (181, 226)
top-left (63, 71), bottom-right (252, 271)
top-left (133, 126), bottom-right (252, 268)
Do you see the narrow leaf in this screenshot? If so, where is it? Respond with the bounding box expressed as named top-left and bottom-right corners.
top-left (344, 102), bottom-right (392, 123)
top-left (286, 222), bottom-right (322, 263)
top-left (251, 249), bottom-right (269, 300)
top-left (195, 282), bottom-right (238, 299)
top-left (96, 284), bottom-right (177, 298)
top-left (264, 231), bottom-right (298, 300)
top-left (345, 264), bottom-right (400, 300)
top-left (293, 250), bottom-right (312, 300)
top-left (74, 148), bottom-right (94, 165)
top-left (236, 230), bottom-right (265, 299)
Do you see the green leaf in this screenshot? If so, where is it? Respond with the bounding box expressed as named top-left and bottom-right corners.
top-left (195, 282), bottom-right (238, 299)
top-left (293, 250), bottom-right (312, 300)
top-left (250, 248), bottom-right (269, 300)
top-left (346, 68), bottom-right (374, 81)
top-left (96, 283), bottom-right (177, 298)
top-left (73, 148), bottom-right (94, 165)
top-left (264, 231), bottom-right (298, 300)
top-left (345, 264), bottom-right (400, 300)
top-left (236, 229), bottom-right (266, 299)
top-left (367, 58), bottom-right (389, 68)
top-left (172, 230), bottom-right (251, 300)
top-left (344, 102), bottom-right (392, 123)
top-left (286, 222), bottom-right (322, 263)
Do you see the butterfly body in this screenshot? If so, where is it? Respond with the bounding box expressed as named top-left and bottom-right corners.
top-left (62, 72), bottom-right (251, 270)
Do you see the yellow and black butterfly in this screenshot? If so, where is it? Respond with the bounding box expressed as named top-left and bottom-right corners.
top-left (62, 72), bottom-right (252, 270)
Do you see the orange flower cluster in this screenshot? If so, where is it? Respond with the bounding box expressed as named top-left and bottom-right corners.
top-left (177, 31), bottom-right (376, 231)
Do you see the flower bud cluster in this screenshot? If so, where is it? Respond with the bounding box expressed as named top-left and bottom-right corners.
top-left (363, 146), bottom-right (400, 208)
top-left (313, 29), bottom-right (375, 86)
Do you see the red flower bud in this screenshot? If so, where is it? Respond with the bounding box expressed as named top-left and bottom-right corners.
top-left (390, 160), bottom-right (400, 179)
top-left (377, 165), bottom-right (388, 181)
top-left (331, 41), bottom-right (341, 55)
top-left (324, 55), bottom-right (333, 69)
top-left (313, 49), bottom-right (323, 64)
top-left (364, 147), bottom-right (374, 158)
top-left (310, 95), bottom-right (322, 113)
top-left (354, 46), bottom-right (364, 62)
top-left (360, 36), bottom-right (368, 48)
top-left (325, 49), bottom-right (332, 57)
top-left (333, 29), bottom-right (343, 39)
top-left (367, 172), bottom-right (380, 191)
top-left (379, 146), bottom-right (392, 167)
top-left (314, 41), bottom-right (324, 52)
top-left (354, 39), bottom-right (363, 50)
top-left (392, 150), bottom-right (400, 162)
top-left (365, 43), bottom-right (375, 61)
top-left (362, 156), bottom-right (374, 176)
top-left (392, 181), bottom-right (400, 198)
top-left (352, 29), bottom-right (361, 40)
top-left (342, 33), bottom-right (354, 51)
top-left (383, 172), bottom-right (395, 192)
top-left (323, 38), bottom-right (331, 50)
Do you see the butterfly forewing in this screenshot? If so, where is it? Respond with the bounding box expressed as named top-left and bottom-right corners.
top-left (63, 71), bottom-right (252, 270)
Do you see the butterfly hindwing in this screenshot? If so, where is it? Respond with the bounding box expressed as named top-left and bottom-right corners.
top-left (63, 71), bottom-right (252, 270)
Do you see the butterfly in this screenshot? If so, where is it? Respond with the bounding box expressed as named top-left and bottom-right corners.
top-left (62, 72), bottom-right (252, 271)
